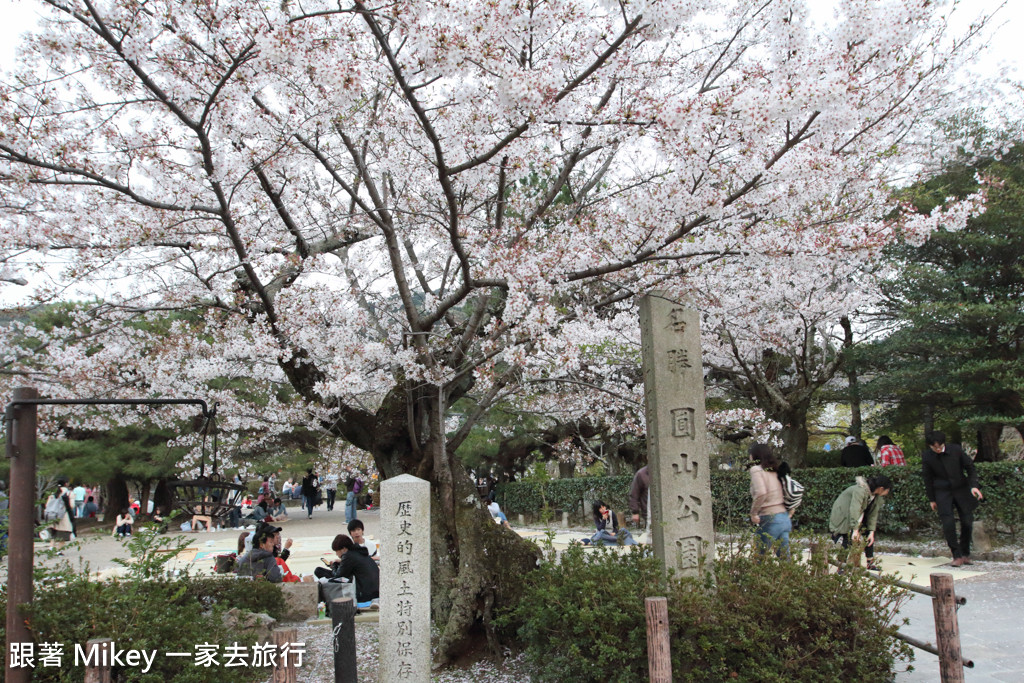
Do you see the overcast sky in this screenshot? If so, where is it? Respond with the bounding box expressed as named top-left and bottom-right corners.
top-left (1, 0), bottom-right (1020, 82)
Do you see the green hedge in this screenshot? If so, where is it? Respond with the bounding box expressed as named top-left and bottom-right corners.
top-left (498, 462), bottom-right (1024, 537)
top-left (499, 543), bottom-right (910, 682)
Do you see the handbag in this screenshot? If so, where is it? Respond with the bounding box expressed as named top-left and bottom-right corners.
top-left (782, 474), bottom-right (804, 511)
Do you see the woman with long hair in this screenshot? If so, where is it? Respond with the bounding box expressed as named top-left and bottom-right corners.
top-left (748, 443), bottom-right (792, 557)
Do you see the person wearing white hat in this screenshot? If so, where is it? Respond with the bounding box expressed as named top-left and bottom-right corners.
top-left (840, 436), bottom-right (874, 468)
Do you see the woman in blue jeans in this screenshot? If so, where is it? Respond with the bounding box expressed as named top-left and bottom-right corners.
top-left (748, 443), bottom-right (793, 557)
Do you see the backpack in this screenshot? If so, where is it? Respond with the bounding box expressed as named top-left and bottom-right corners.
top-left (782, 475), bottom-right (804, 511)
top-left (44, 494), bottom-right (64, 521)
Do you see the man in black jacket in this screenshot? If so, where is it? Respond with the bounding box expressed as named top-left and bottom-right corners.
top-left (921, 431), bottom-right (984, 567)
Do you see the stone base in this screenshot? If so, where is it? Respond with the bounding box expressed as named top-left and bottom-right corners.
top-left (279, 582), bottom-right (318, 622)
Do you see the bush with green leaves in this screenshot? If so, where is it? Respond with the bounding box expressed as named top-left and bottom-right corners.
top-left (500, 541), bottom-right (912, 682)
top-left (499, 461), bottom-right (1024, 539)
top-left (0, 531), bottom-right (284, 683)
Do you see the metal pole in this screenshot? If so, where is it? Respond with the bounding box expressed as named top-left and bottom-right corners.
top-left (331, 597), bottom-right (358, 682)
top-left (931, 573), bottom-right (966, 683)
top-left (5, 386), bottom-right (38, 683)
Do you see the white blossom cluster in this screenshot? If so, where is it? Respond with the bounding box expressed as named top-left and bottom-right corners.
top-left (0, 0), bottom-right (999, 470)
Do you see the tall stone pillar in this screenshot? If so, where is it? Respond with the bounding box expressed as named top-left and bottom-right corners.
top-left (380, 474), bottom-right (431, 682)
top-left (639, 293), bottom-right (714, 577)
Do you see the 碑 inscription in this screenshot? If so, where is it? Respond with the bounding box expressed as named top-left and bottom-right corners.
top-left (670, 407), bottom-right (695, 438)
top-left (675, 494), bottom-right (702, 522)
top-left (668, 307), bottom-right (687, 332)
top-left (671, 453), bottom-right (698, 478)
top-left (666, 349), bottom-right (691, 373)
top-left (640, 294), bottom-right (715, 578)
top-left (676, 536), bottom-right (703, 571)
top-left (381, 474), bottom-right (430, 682)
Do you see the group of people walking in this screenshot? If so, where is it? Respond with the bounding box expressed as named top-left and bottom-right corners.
top-left (747, 431), bottom-right (983, 567)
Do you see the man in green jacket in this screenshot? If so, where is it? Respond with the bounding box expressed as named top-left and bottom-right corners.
top-left (829, 475), bottom-right (893, 571)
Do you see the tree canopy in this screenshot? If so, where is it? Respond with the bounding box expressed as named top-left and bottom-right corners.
top-left (861, 141), bottom-right (1024, 459)
top-left (0, 0), bottom-right (994, 663)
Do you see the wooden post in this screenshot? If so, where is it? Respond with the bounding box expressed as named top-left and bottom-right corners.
top-left (331, 597), bottom-right (358, 683)
top-left (83, 638), bottom-right (113, 683)
top-left (931, 573), bottom-right (965, 683)
top-left (272, 628), bottom-right (299, 683)
top-left (5, 387), bottom-right (38, 683)
top-left (645, 597), bottom-right (672, 683)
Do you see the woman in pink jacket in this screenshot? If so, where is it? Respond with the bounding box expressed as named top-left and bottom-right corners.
top-left (748, 444), bottom-right (792, 557)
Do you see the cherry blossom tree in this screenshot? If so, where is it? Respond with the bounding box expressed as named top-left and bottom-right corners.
top-left (0, 0), bottom-right (993, 662)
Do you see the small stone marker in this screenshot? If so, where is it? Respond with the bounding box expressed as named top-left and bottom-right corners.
top-left (380, 474), bottom-right (431, 682)
top-left (639, 292), bottom-right (715, 577)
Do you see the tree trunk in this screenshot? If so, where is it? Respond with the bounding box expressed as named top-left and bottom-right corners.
top-left (104, 474), bottom-right (129, 520)
top-left (976, 423), bottom-right (1002, 462)
top-left (137, 478), bottom-right (152, 517)
top-left (923, 403), bottom-right (935, 438)
top-left (841, 316), bottom-right (862, 438)
top-left (774, 417), bottom-right (806, 471)
top-left (153, 479), bottom-right (174, 515)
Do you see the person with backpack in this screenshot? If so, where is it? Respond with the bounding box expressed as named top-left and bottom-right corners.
top-left (748, 443), bottom-right (795, 557)
top-left (829, 474), bottom-right (893, 571)
top-left (44, 481), bottom-right (76, 552)
top-left (345, 473), bottom-right (359, 524)
top-left (301, 468), bottom-right (319, 519)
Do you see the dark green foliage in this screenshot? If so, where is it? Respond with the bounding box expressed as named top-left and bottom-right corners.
top-left (860, 141), bottom-right (1024, 458)
top-left (0, 534), bottom-right (283, 683)
top-left (496, 543), bottom-right (670, 683)
top-left (181, 577), bottom-right (287, 621)
top-left (500, 462), bottom-right (1024, 537)
top-left (497, 476), bottom-right (632, 520)
top-left (502, 542), bottom-right (911, 682)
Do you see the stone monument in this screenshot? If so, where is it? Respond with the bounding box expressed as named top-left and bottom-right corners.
top-left (380, 474), bottom-right (431, 682)
top-left (639, 292), bottom-right (715, 577)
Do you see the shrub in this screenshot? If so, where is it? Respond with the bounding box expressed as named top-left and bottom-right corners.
top-left (501, 541), bottom-right (911, 682)
top-left (496, 542), bottom-right (668, 683)
top-left (499, 462), bottom-right (1024, 538)
top-left (0, 534), bottom-right (285, 683)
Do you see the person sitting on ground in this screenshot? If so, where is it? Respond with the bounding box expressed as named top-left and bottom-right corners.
top-left (114, 508), bottom-right (133, 538)
top-left (235, 523), bottom-right (283, 582)
top-left (269, 497), bottom-right (288, 521)
top-left (829, 474), bottom-right (893, 571)
top-left (347, 519), bottom-right (379, 558)
top-left (587, 500), bottom-right (637, 546)
top-left (245, 499), bottom-right (271, 523)
top-left (82, 495), bottom-right (99, 519)
top-left (271, 530), bottom-right (300, 582)
top-left (487, 499), bottom-right (512, 529)
top-left (151, 506), bottom-right (169, 533)
top-left (326, 534), bottom-right (380, 608)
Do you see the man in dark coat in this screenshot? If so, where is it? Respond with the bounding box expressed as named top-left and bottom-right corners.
top-left (921, 431), bottom-right (984, 567)
top-left (840, 436), bottom-right (874, 467)
top-left (628, 465), bottom-right (650, 530)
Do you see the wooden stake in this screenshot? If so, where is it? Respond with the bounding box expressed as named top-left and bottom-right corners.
top-left (930, 573), bottom-right (965, 683)
top-left (272, 628), bottom-right (299, 683)
top-left (83, 638), bottom-right (113, 683)
top-left (645, 597), bottom-right (672, 683)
